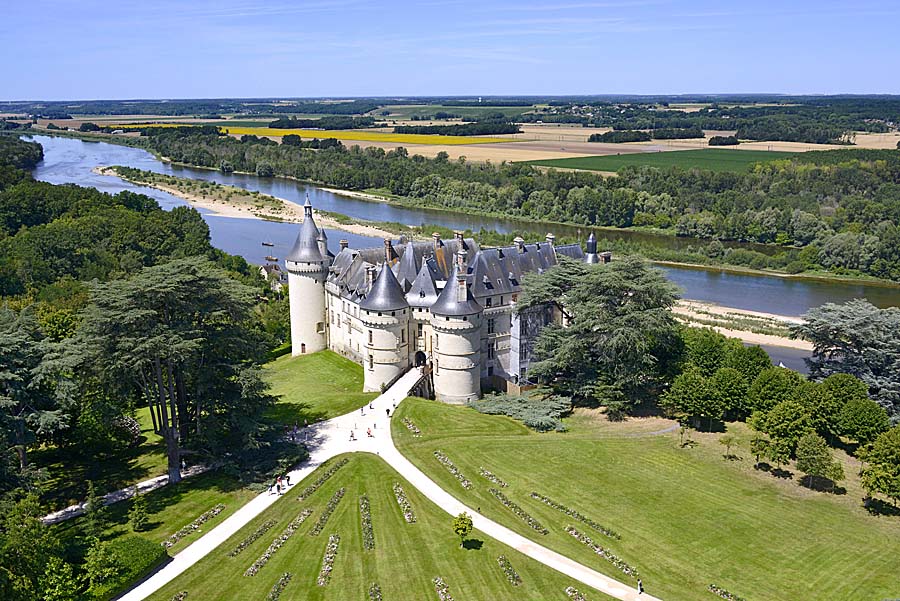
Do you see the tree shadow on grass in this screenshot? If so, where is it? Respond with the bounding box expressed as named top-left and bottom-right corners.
top-left (462, 539), bottom-right (484, 551)
top-left (264, 400), bottom-right (329, 427)
top-left (863, 497), bottom-right (900, 517)
top-left (799, 475), bottom-right (847, 495)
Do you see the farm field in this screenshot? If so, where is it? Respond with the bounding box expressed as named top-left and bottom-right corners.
top-left (108, 123), bottom-right (511, 145)
top-left (378, 104), bottom-right (536, 120)
top-left (393, 398), bottom-right (900, 601)
top-left (146, 453), bottom-right (611, 601)
top-left (525, 148), bottom-right (801, 173)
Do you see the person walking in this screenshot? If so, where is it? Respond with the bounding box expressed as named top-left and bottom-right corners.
top-left (385, 408), bottom-right (390, 417)
top-left (285, 474), bottom-right (291, 486)
top-left (637, 579), bottom-right (643, 595)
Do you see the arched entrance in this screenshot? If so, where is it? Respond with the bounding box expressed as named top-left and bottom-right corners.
top-left (414, 351), bottom-right (427, 367)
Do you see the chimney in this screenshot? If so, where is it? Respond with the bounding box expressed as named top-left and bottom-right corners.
top-left (366, 265), bottom-right (375, 287)
top-left (513, 236), bottom-right (525, 253)
top-left (432, 232), bottom-right (442, 252)
top-left (545, 232), bottom-right (555, 246)
top-left (454, 230), bottom-right (464, 243)
top-left (586, 232), bottom-right (597, 255)
top-left (339, 239), bottom-right (349, 251)
top-left (457, 249), bottom-right (467, 269)
top-left (384, 238), bottom-right (393, 263)
top-left (457, 272), bottom-right (468, 302)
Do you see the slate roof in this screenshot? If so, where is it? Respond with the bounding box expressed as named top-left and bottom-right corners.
top-left (286, 198), bottom-right (323, 263)
top-left (431, 265), bottom-right (483, 316)
top-left (359, 263), bottom-right (409, 311)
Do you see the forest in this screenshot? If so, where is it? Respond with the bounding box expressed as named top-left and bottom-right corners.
top-left (393, 121), bottom-right (521, 136)
top-left (268, 116), bottom-right (378, 129)
top-left (129, 127), bottom-right (900, 282)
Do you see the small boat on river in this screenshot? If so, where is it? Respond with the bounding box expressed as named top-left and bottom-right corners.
top-left (261, 241), bottom-right (274, 247)
top-left (265, 255), bottom-right (278, 262)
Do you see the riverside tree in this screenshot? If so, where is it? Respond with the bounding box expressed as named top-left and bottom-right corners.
top-left (72, 258), bottom-right (273, 483)
top-left (793, 300), bottom-right (900, 420)
top-left (522, 256), bottom-right (682, 410)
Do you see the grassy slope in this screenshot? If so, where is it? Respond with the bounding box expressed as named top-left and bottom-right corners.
top-left (393, 398), bottom-right (900, 601)
top-left (264, 350), bottom-right (378, 424)
top-left (147, 454), bottom-right (612, 601)
top-left (526, 149), bottom-right (800, 173)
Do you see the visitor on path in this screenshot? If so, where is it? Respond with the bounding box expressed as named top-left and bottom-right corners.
top-left (349, 431), bottom-right (356, 441)
top-left (367, 427), bottom-right (373, 438)
top-left (276, 482), bottom-right (282, 495)
top-left (637, 579), bottom-right (643, 594)
top-left (373, 422), bottom-right (376, 429)
top-left (285, 474), bottom-right (291, 486)
top-left (360, 407), bottom-right (364, 416)
top-left (369, 402), bottom-right (374, 410)
top-left (385, 408), bottom-right (390, 417)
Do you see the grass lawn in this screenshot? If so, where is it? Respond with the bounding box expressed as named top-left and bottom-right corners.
top-left (147, 453), bottom-right (612, 601)
top-left (393, 398), bottom-right (900, 601)
top-left (263, 350), bottom-right (377, 425)
top-left (525, 149), bottom-right (800, 173)
top-left (33, 406), bottom-right (168, 511)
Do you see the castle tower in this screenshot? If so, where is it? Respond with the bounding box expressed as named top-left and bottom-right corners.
top-left (584, 232), bottom-right (600, 264)
top-left (285, 196), bottom-right (327, 355)
top-left (430, 263), bottom-right (483, 403)
top-left (359, 263), bottom-right (410, 392)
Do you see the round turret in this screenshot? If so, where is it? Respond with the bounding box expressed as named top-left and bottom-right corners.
top-left (430, 265), bottom-right (483, 403)
top-left (360, 264), bottom-right (410, 392)
top-left (286, 196), bottom-right (327, 355)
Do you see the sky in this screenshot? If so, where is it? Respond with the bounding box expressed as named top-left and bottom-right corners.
top-left (4, 0), bottom-right (900, 100)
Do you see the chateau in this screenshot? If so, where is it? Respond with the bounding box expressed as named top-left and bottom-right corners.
top-left (286, 198), bottom-right (607, 403)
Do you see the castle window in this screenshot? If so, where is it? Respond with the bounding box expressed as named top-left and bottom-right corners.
top-left (417, 323), bottom-right (423, 337)
top-left (488, 365), bottom-right (494, 376)
top-left (487, 318), bottom-right (495, 334)
top-left (434, 334), bottom-right (438, 350)
top-left (500, 296), bottom-right (504, 304)
top-left (485, 297), bottom-right (492, 308)
top-left (401, 329), bottom-right (406, 343)
top-left (316, 322), bottom-right (325, 334)
top-left (368, 355), bottom-right (374, 370)
top-left (368, 330), bottom-right (373, 344)
top-left (487, 343), bottom-right (494, 359)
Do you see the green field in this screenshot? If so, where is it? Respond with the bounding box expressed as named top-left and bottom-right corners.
top-left (393, 398), bottom-right (900, 601)
top-left (264, 350), bottom-right (378, 425)
top-left (526, 149), bottom-right (800, 173)
top-left (147, 454), bottom-right (610, 601)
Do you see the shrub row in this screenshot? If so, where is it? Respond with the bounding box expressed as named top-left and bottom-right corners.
top-left (488, 488), bottom-right (548, 534)
top-left (497, 555), bottom-right (521, 586)
top-left (162, 504), bottom-right (226, 549)
top-left (708, 584), bottom-right (747, 601)
top-left (402, 417), bottom-right (422, 437)
top-left (360, 495), bottom-right (375, 550)
top-left (565, 586), bottom-right (588, 600)
top-left (297, 458), bottom-right (349, 501)
top-left (479, 467), bottom-right (508, 488)
top-left (309, 488), bottom-right (345, 536)
top-left (433, 576), bottom-right (455, 601)
top-left (393, 483), bottom-right (417, 523)
top-left (566, 526), bottom-right (638, 577)
top-left (530, 492), bottom-right (620, 539)
top-left (316, 534), bottom-right (340, 586)
top-left (228, 519), bottom-right (277, 557)
top-left (266, 572), bottom-right (292, 601)
top-left (434, 450), bottom-right (472, 489)
top-left (244, 509), bottom-right (313, 576)
top-left (368, 582), bottom-right (383, 601)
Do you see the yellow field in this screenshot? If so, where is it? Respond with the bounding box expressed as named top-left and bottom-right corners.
top-left (110, 123), bottom-right (508, 145)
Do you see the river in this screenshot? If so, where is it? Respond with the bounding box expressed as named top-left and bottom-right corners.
top-left (23, 134), bottom-right (900, 370)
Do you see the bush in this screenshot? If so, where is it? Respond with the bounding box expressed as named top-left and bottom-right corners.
top-left (267, 341), bottom-right (292, 360)
top-left (709, 135), bottom-right (739, 146)
top-left (468, 390), bottom-right (571, 431)
top-left (88, 536), bottom-right (167, 600)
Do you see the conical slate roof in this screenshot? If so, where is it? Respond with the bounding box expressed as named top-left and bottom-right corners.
top-left (395, 241), bottom-right (419, 292)
top-left (407, 261), bottom-right (439, 307)
top-left (286, 197), bottom-right (323, 263)
top-left (360, 263), bottom-right (409, 312)
top-left (431, 266), bottom-right (482, 316)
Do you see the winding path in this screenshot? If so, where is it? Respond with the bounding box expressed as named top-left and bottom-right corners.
top-left (120, 370), bottom-right (659, 601)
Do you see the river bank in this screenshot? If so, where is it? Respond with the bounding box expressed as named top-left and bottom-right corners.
top-left (94, 166), bottom-right (408, 241)
top-left (673, 300), bottom-right (813, 351)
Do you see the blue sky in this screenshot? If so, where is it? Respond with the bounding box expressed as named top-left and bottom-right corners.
top-left (5, 0), bottom-right (900, 100)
